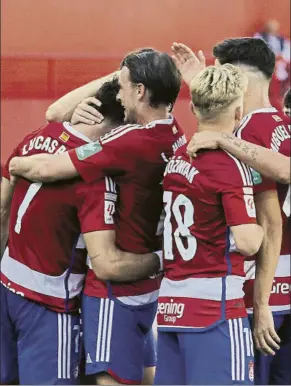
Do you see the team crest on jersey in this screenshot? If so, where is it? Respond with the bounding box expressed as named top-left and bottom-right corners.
top-left (250, 168), bottom-right (262, 185)
top-left (248, 360), bottom-right (254, 382)
top-left (272, 115), bottom-right (283, 122)
top-left (76, 141), bottom-right (103, 160)
top-left (172, 125), bottom-right (178, 134)
top-left (59, 131), bottom-right (70, 143)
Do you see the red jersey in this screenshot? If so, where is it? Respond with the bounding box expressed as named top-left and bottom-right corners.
top-left (1, 122), bottom-right (115, 313)
top-left (236, 107), bottom-right (291, 314)
top-left (158, 145), bottom-right (257, 330)
top-left (69, 117), bottom-right (186, 306)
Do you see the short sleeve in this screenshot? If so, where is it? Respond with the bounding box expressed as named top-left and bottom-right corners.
top-left (213, 155), bottom-right (258, 227)
top-left (69, 125), bottom-right (141, 183)
top-left (76, 177), bottom-right (118, 234)
top-left (222, 185), bottom-right (257, 227)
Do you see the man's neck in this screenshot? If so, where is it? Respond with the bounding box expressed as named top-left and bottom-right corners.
top-left (72, 121), bottom-right (113, 142)
top-left (197, 119), bottom-right (235, 135)
top-left (243, 80), bottom-right (272, 116)
top-left (137, 105), bottom-right (170, 126)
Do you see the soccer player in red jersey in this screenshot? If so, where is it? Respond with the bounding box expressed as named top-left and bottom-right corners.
top-left (186, 91), bottom-right (290, 188)
top-left (154, 64), bottom-right (263, 385)
top-left (174, 39), bottom-right (291, 384)
top-left (209, 38), bottom-right (291, 386)
top-left (9, 48), bottom-right (185, 385)
top-left (0, 80), bottom-right (159, 385)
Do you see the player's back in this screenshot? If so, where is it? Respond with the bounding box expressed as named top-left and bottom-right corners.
top-left (236, 108), bottom-right (291, 313)
top-left (158, 144), bottom-right (256, 329)
top-left (1, 122), bottom-right (91, 312)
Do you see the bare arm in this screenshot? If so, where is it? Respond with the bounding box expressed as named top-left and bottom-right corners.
top-left (253, 190), bottom-right (283, 355)
top-left (218, 133), bottom-right (290, 184)
top-left (83, 230), bottom-right (161, 282)
top-left (188, 131), bottom-right (290, 184)
top-left (1, 177), bottom-right (14, 258)
top-left (9, 152), bottom-right (78, 183)
top-left (253, 190), bottom-right (282, 307)
top-left (230, 223), bottom-right (263, 257)
top-left (46, 71), bottom-right (118, 122)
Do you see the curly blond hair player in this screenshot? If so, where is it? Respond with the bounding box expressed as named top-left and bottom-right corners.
top-left (190, 64), bottom-right (247, 124)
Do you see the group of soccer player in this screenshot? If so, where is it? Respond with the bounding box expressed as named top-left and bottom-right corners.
top-left (0, 36), bottom-right (290, 385)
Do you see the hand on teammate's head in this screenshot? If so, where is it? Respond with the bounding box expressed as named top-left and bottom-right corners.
top-left (171, 42), bottom-right (206, 86)
top-left (71, 97), bottom-right (104, 125)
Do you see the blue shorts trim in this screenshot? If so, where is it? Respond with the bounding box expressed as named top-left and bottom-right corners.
top-left (155, 317), bottom-right (254, 385)
top-left (0, 285), bottom-right (82, 385)
top-left (82, 295), bottom-right (157, 383)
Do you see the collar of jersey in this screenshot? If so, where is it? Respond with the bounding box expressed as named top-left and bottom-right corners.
top-left (149, 114), bottom-right (174, 126)
top-left (63, 122), bottom-right (92, 143)
top-left (243, 107), bottom-right (278, 119)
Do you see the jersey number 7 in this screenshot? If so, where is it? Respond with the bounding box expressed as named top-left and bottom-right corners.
top-left (163, 191), bottom-right (197, 261)
top-left (15, 183), bottom-right (42, 234)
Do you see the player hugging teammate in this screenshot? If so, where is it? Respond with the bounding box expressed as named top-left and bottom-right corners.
top-left (1, 38), bottom-right (291, 386)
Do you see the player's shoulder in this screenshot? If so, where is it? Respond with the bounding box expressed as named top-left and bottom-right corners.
top-left (236, 107), bottom-right (285, 137)
top-left (100, 116), bottom-right (180, 145)
top-left (198, 149), bottom-right (253, 187)
top-left (45, 121), bottom-right (91, 146)
top-left (99, 123), bottom-right (144, 144)
top-left (19, 121), bottom-right (65, 145)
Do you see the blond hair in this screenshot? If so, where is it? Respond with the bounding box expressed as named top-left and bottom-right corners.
top-left (190, 64), bottom-right (246, 119)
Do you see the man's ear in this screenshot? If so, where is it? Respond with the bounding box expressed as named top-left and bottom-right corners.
top-left (235, 105), bottom-right (243, 122)
top-left (136, 83), bottom-right (146, 101)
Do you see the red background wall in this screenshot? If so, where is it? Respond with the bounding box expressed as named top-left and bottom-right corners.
top-left (1, 0), bottom-right (290, 163)
top-left (2, 0), bottom-right (290, 56)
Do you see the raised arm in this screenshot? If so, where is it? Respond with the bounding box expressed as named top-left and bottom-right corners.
top-left (187, 131), bottom-right (290, 184)
top-left (83, 230), bottom-right (161, 282)
top-left (46, 71), bottom-right (118, 123)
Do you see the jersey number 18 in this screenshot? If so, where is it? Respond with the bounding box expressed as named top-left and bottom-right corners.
top-left (163, 191), bottom-right (197, 261)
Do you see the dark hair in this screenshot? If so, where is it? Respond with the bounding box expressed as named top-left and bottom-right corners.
top-left (91, 78), bottom-right (124, 125)
top-left (213, 38), bottom-right (276, 79)
top-left (120, 48), bottom-right (181, 108)
top-left (283, 89), bottom-right (291, 109)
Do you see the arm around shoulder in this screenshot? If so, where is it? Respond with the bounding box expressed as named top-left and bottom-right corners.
top-left (9, 152), bottom-right (78, 183)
